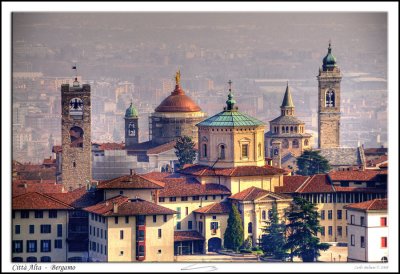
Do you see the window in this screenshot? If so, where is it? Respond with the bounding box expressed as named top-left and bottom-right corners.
top-left (248, 222), bottom-right (253, 234)
top-left (213, 195), bottom-right (216, 200)
top-left (96, 228), bottom-right (99, 237)
top-left (40, 225), bottom-right (51, 234)
top-left (115, 217), bottom-right (119, 224)
top-left (192, 196), bottom-right (200, 201)
top-left (41, 240), bottom-right (51, 252)
top-left (360, 216), bottom-right (365, 226)
top-left (125, 216), bottom-right (129, 224)
top-left (320, 210), bottom-right (325, 220)
top-left (381, 237), bottom-right (387, 248)
top-left (241, 144), bottom-right (249, 158)
top-left (27, 240), bottom-right (37, 253)
top-left (95, 214), bottom-right (98, 222)
top-left (15, 225), bottom-right (20, 234)
top-left (325, 90), bottom-right (335, 107)
top-left (188, 221), bottom-right (193, 230)
top-left (137, 230), bottom-right (145, 241)
top-left (120, 230), bottom-right (124, 240)
top-left (177, 222), bottom-right (181, 230)
top-left (12, 211), bottom-right (15, 219)
top-left (101, 229), bottom-right (103, 239)
top-left (57, 224), bottom-right (62, 237)
top-left (360, 236), bottom-right (365, 248)
top-left (137, 215), bottom-right (145, 225)
top-left (337, 226), bottom-right (342, 237)
top-left (100, 245), bottom-right (103, 254)
top-left (350, 215), bottom-right (355, 224)
top-left (212, 215), bottom-right (217, 220)
top-left (119, 190), bottom-right (124, 195)
top-left (35, 211), bottom-right (43, 219)
top-left (163, 215), bottom-right (167, 222)
top-left (29, 225), bottom-right (34, 234)
top-left (69, 126), bottom-right (84, 148)
top-left (27, 257), bottom-right (37, 262)
top-left (262, 210), bottom-right (266, 220)
top-left (351, 235), bottom-right (355, 246)
top-left (380, 217), bottom-right (387, 226)
top-left (158, 229), bottom-right (162, 238)
top-left (159, 197), bottom-right (165, 203)
top-left (258, 143), bottom-right (262, 157)
top-left (158, 249), bottom-right (162, 254)
top-left (55, 239), bottom-right (62, 249)
top-left (345, 210), bottom-right (348, 220)
top-left (91, 213), bottom-right (94, 220)
top-left (185, 207), bottom-right (189, 216)
top-left (176, 207), bottom-right (181, 219)
top-left (328, 210), bottom-right (332, 220)
top-left (13, 241), bottom-right (23, 253)
top-left (21, 211), bottom-right (29, 219)
top-left (204, 195), bottom-right (208, 200)
top-left (169, 197), bottom-right (176, 202)
top-left (337, 210), bottom-right (342, 220)
top-left (181, 197), bottom-right (188, 201)
top-left (49, 210), bottom-right (57, 219)
top-left (203, 144), bottom-right (207, 158)
top-left (40, 256), bottom-right (51, 262)
top-left (321, 226), bottom-right (325, 236)
top-left (292, 139), bottom-right (299, 148)
top-left (328, 226), bottom-right (332, 235)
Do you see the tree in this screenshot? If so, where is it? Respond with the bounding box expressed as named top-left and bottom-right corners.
top-left (174, 136), bottom-right (197, 169)
top-left (296, 150), bottom-right (330, 176)
top-left (242, 236), bottom-right (252, 250)
top-left (261, 203), bottom-right (287, 259)
top-left (284, 196), bottom-right (330, 262)
top-left (224, 203), bottom-right (244, 252)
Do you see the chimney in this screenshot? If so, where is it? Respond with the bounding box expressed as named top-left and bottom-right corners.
top-left (130, 169), bottom-right (136, 175)
top-left (113, 202), bottom-right (118, 213)
top-left (24, 183), bottom-right (28, 189)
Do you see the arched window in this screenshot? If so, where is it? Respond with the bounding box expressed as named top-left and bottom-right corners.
top-left (292, 139), bottom-right (299, 148)
top-left (27, 257), bottom-right (37, 262)
top-left (286, 126), bottom-right (289, 133)
top-left (203, 144), bottom-right (207, 158)
top-left (295, 126), bottom-right (298, 132)
top-left (248, 222), bottom-right (253, 234)
top-left (258, 143), bottom-right (262, 157)
top-left (128, 122), bottom-right (136, 136)
top-left (70, 126), bottom-right (84, 148)
top-left (282, 139), bottom-right (289, 149)
top-left (282, 126), bottom-right (285, 133)
top-left (41, 256), bottom-right (51, 262)
top-left (290, 126), bottom-right (293, 132)
top-left (325, 90), bottom-right (335, 107)
top-left (262, 210), bottom-right (266, 220)
top-left (219, 144), bottom-right (225, 159)
top-left (304, 139), bottom-right (309, 146)
top-left (12, 257), bottom-right (23, 262)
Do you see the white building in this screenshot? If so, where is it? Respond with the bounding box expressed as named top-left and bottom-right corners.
top-left (345, 198), bottom-right (388, 262)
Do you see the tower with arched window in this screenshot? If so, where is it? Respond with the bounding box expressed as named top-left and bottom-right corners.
top-left (124, 102), bottom-right (139, 148)
top-left (60, 76), bottom-right (92, 191)
top-left (318, 42), bottom-right (342, 148)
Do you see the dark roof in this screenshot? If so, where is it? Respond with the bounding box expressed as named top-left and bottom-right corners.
top-left (270, 115), bottom-right (304, 125)
top-left (194, 202), bottom-right (231, 214)
top-left (281, 84), bottom-right (294, 108)
top-left (84, 196), bottom-right (176, 216)
top-left (13, 192), bottom-right (74, 210)
top-left (275, 175), bottom-right (310, 193)
top-left (329, 170), bottom-right (387, 182)
top-left (178, 164), bottom-right (287, 177)
top-left (344, 198), bottom-right (387, 211)
top-left (364, 147), bottom-right (387, 156)
top-left (318, 147), bottom-right (363, 166)
top-left (98, 174), bottom-right (164, 189)
top-left (174, 231), bottom-right (205, 242)
top-left (229, 186), bottom-right (291, 201)
top-left (48, 187), bottom-right (103, 209)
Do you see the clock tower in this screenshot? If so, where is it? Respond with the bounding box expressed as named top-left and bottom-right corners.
top-left (124, 102), bottom-right (139, 148)
top-left (60, 77), bottom-right (92, 191)
top-left (317, 42), bottom-right (342, 149)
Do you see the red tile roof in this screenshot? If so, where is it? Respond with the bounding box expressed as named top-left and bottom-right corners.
top-left (229, 186), bottom-right (291, 201)
top-left (97, 174), bottom-right (164, 189)
top-left (178, 164), bottom-right (287, 177)
top-left (12, 180), bottom-right (63, 197)
top-left (158, 177), bottom-right (231, 197)
top-left (366, 155), bottom-right (388, 167)
top-left (275, 175), bottom-right (310, 193)
top-left (344, 198), bottom-right (387, 211)
top-left (194, 202), bottom-right (231, 214)
top-left (147, 140), bottom-right (176, 155)
top-left (13, 192), bottom-right (74, 210)
top-left (84, 196), bottom-right (177, 216)
top-left (98, 142), bottom-right (125, 150)
top-left (296, 174), bottom-right (334, 193)
top-left (42, 158), bottom-right (56, 165)
top-left (48, 187), bottom-right (103, 208)
top-left (328, 170), bottom-right (387, 181)
top-left (174, 231), bottom-right (205, 242)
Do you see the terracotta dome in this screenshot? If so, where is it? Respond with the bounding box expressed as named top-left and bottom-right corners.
top-left (155, 85), bottom-right (201, 112)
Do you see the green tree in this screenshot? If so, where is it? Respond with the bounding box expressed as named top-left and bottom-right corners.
top-left (224, 203), bottom-right (244, 252)
top-left (261, 203), bottom-right (287, 259)
top-left (284, 196), bottom-right (330, 262)
top-left (174, 136), bottom-right (197, 169)
top-left (296, 150), bottom-right (330, 175)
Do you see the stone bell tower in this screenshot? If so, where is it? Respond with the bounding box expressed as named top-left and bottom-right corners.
top-left (317, 42), bottom-right (342, 149)
top-left (60, 74), bottom-right (92, 191)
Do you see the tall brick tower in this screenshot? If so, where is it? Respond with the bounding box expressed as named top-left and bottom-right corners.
top-left (317, 42), bottom-right (342, 148)
top-left (124, 102), bottom-right (139, 148)
top-left (61, 76), bottom-right (91, 191)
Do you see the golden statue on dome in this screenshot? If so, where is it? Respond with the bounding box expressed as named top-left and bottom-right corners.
top-left (175, 70), bottom-right (181, 85)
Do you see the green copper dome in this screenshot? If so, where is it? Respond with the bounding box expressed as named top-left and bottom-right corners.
top-left (322, 43), bottom-right (337, 70)
top-left (125, 103), bottom-right (138, 118)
